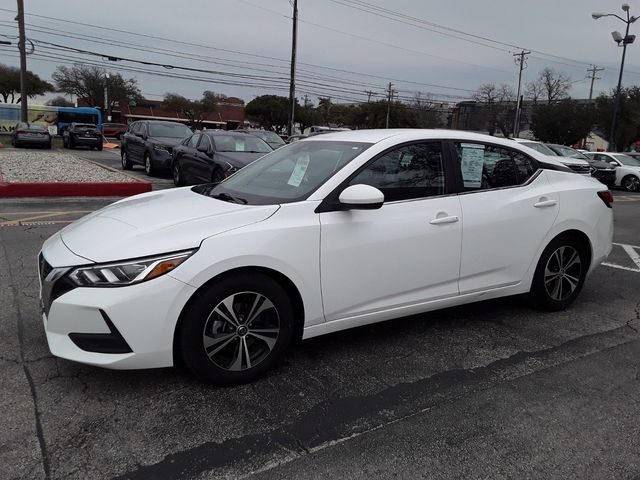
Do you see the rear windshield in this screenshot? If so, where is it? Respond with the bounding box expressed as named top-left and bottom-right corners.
top-left (521, 142), bottom-right (556, 156)
top-left (148, 123), bottom-right (192, 138)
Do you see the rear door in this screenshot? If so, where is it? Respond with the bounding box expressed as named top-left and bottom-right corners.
top-left (181, 133), bottom-right (201, 182)
top-left (450, 140), bottom-right (559, 293)
top-left (193, 135), bottom-right (214, 183)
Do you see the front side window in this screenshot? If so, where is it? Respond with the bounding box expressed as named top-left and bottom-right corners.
top-left (195, 141), bottom-right (371, 205)
top-left (613, 154), bottom-right (640, 166)
top-left (348, 142), bottom-right (444, 202)
top-left (454, 142), bottom-right (538, 191)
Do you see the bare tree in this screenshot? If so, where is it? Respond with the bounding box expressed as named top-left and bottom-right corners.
top-left (412, 92), bottom-right (445, 128)
top-left (538, 67), bottom-right (571, 104)
top-left (473, 83), bottom-right (498, 104)
top-left (525, 79), bottom-right (544, 104)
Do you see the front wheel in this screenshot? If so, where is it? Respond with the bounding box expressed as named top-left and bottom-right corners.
top-left (173, 160), bottom-right (185, 186)
top-left (622, 174), bottom-right (640, 192)
top-left (530, 235), bottom-right (588, 311)
top-left (121, 149), bottom-right (133, 170)
top-left (144, 153), bottom-right (155, 177)
top-left (178, 273), bottom-right (295, 385)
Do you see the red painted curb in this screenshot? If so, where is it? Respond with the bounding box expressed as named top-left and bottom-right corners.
top-left (0, 181), bottom-right (152, 197)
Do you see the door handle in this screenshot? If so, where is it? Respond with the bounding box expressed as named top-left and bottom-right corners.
top-left (534, 199), bottom-right (557, 208)
top-left (429, 215), bottom-right (459, 225)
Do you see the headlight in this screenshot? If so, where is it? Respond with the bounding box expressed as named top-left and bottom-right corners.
top-left (153, 144), bottom-right (169, 152)
top-left (67, 250), bottom-right (196, 287)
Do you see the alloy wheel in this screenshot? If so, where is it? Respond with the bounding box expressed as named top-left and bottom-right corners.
top-left (121, 152), bottom-right (128, 168)
top-left (544, 246), bottom-right (582, 301)
top-left (623, 175), bottom-right (640, 192)
top-left (202, 291), bottom-right (280, 371)
top-left (173, 162), bottom-right (181, 185)
top-left (145, 155), bottom-right (152, 175)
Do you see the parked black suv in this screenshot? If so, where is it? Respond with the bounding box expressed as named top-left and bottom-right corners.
top-left (120, 120), bottom-right (192, 176)
top-left (63, 123), bottom-right (102, 150)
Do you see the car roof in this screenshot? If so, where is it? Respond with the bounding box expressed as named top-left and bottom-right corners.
top-left (141, 120), bottom-right (188, 126)
top-left (204, 130), bottom-right (259, 137)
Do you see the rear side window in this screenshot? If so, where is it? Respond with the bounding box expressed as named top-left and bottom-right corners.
top-left (129, 123), bottom-right (140, 134)
top-left (453, 142), bottom-right (538, 191)
top-left (188, 134), bottom-right (201, 148)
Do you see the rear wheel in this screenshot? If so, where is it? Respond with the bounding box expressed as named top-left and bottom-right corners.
top-left (68, 137), bottom-right (75, 149)
top-left (178, 273), bottom-right (294, 385)
top-left (622, 174), bottom-right (640, 192)
top-left (97, 144), bottom-right (103, 151)
top-left (530, 235), bottom-right (588, 311)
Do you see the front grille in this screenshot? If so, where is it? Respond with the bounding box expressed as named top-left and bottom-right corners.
top-left (567, 164), bottom-right (591, 174)
top-left (166, 146), bottom-right (173, 154)
top-left (39, 253), bottom-right (75, 315)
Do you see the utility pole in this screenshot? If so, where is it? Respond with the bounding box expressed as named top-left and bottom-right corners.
top-left (17, 0), bottom-right (27, 122)
top-left (587, 65), bottom-right (605, 101)
top-left (365, 90), bottom-right (374, 102)
top-left (287, 0), bottom-right (298, 137)
top-left (385, 82), bottom-right (394, 129)
top-left (512, 50), bottom-right (530, 137)
top-left (583, 65), bottom-right (604, 149)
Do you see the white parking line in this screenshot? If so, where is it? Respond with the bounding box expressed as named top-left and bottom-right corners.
top-left (602, 242), bottom-right (640, 272)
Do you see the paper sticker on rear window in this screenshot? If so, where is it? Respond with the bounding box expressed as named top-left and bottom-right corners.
top-left (460, 143), bottom-right (485, 188)
top-left (287, 155), bottom-right (310, 187)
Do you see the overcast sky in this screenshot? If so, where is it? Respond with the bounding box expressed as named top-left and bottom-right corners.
top-left (0, 0), bottom-right (639, 105)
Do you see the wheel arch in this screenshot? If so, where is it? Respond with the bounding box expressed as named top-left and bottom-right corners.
top-left (172, 265), bottom-right (305, 367)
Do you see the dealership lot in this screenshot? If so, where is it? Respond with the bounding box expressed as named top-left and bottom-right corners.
top-left (0, 188), bottom-right (639, 479)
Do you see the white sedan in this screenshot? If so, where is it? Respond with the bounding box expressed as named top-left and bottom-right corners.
top-left (39, 129), bottom-right (614, 385)
top-left (585, 152), bottom-right (640, 192)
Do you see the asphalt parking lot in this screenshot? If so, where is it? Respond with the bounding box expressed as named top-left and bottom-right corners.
top-left (1, 179), bottom-right (639, 479)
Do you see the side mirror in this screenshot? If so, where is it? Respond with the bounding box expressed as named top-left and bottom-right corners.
top-left (197, 143), bottom-right (210, 154)
top-left (610, 161), bottom-right (618, 167)
top-left (338, 184), bottom-right (384, 210)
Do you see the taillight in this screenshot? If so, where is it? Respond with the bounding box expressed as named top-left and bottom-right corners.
top-left (597, 190), bottom-right (614, 208)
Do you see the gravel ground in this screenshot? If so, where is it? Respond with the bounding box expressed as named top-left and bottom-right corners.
top-left (0, 150), bottom-right (137, 183)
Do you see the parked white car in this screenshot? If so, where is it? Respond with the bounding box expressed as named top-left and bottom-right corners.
top-left (511, 138), bottom-right (592, 175)
top-left (39, 129), bottom-right (614, 384)
top-left (585, 152), bottom-right (640, 192)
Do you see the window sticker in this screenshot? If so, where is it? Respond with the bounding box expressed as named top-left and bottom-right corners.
top-left (287, 154), bottom-right (310, 187)
top-left (460, 143), bottom-right (485, 188)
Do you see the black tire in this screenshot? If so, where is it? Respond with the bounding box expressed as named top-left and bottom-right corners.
top-left (144, 152), bottom-right (155, 177)
top-left (46, 141), bottom-right (52, 149)
top-left (178, 272), bottom-right (295, 385)
top-left (530, 234), bottom-right (589, 311)
top-left (173, 160), bottom-right (185, 186)
top-left (97, 144), bottom-right (103, 151)
top-left (121, 149), bottom-right (133, 170)
top-left (622, 174), bottom-right (640, 192)
top-left (69, 137), bottom-right (75, 149)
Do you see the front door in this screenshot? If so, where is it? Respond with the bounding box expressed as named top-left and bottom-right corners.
top-left (319, 141), bottom-right (462, 322)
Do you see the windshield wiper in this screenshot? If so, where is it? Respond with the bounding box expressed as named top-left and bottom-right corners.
top-left (211, 192), bottom-right (248, 204)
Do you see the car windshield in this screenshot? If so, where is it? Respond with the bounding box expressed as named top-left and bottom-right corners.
top-left (552, 145), bottom-right (589, 159)
top-left (26, 124), bottom-right (46, 131)
top-left (521, 142), bottom-right (556, 156)
top-left (193, 140), bottom-right (372, 205)
top-left (149, 123), bottom-right (192, 138)
top-left (212, 134), bottom-right (273, 153)
top-left (252, 131), bottom-right (286, 146)
top-left (613, 154), bottom-right (640, 166)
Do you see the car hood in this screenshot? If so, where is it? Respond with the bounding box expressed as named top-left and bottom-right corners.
top-left (552, 156), bottom-right (589, 166)
top-left (216, 151), bottom-right (268, 168)
top-left (148, 136), bottom-right (184, 146)
top-left (59, 187), bottom-right (279, 263)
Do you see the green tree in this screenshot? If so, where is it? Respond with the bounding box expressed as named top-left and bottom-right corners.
top-left (45, 95), bottom-right (73, 107)
top-left (245, 95), bottom-right (291, 133)
top-left (0, 63), bottom-right (54, 103)
top-left (530, 99), bottom-right (595, 145)
top-left (162, 91), bottom-right (223, 129)
top-left (52, 65), bottom-right (141, 111)
top-left (595, 87), bottom-right (640, 151)
top-left (348, 100), bottom-right (422, 129)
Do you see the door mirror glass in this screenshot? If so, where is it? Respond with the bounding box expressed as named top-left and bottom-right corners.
top-left (338, 184), bottom-right (384, 210)
top-left (610, 161), bottom-right (618, 167)
top-left (197, 143), bottom-right (209, 153)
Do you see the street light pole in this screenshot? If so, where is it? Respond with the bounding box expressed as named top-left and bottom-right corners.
top-left (592, 4), bottom-right (637, 151)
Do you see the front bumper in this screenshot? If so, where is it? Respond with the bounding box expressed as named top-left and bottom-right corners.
top-left (40, 254), bottom-right (197, 369)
